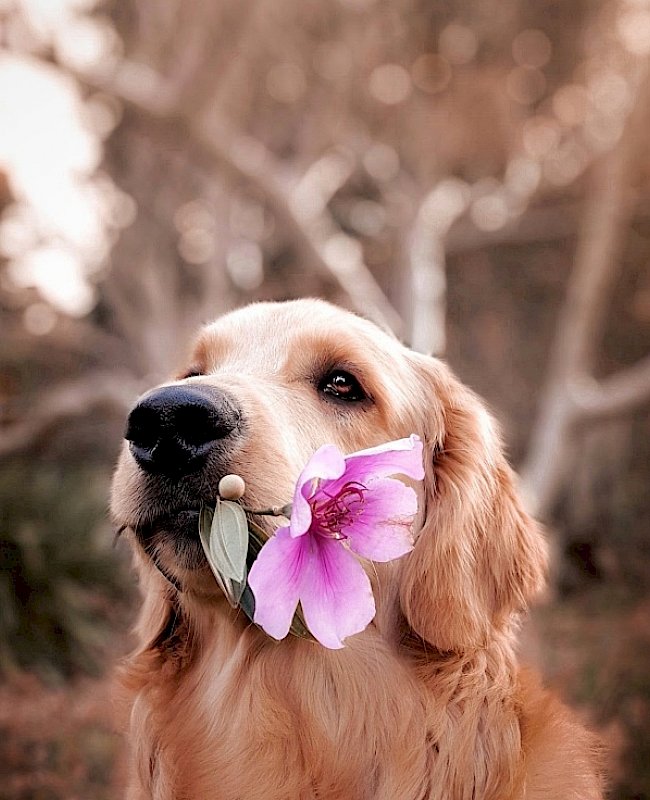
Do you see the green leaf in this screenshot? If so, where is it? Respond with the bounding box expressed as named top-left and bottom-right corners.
top-left (237, 584), bottom-right (256, 623)
top-left (199, 504), bottom-right (237, 606)
top-left (210, 500), bottom-right (249, 583)
top-left (230, 575), bottom-right (247, 607)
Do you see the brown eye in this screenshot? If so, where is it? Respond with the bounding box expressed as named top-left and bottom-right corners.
top-left (318, 370), bottom-right (367, 403)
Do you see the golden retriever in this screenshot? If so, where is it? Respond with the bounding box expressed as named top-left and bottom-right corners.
top-left (111, 299), bottom-right (604, 800)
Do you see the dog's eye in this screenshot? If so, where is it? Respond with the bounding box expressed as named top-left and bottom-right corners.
top-left (178, 366), bottom-right (205, 380)
top-left (318, 370), bottom-right (367, 403)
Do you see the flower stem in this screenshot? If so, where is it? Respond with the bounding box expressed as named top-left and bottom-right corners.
top-left (242, 503), bottom-right (293, 518)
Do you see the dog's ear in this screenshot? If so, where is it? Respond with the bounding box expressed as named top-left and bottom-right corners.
top-left (399, 354), bottom-right (548, 652)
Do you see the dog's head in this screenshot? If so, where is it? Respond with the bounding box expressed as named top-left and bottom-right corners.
top-left (111, 299), bottom-right (546, 652)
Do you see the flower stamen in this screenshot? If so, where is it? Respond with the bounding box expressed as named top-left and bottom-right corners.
top-left (312, 481), bottom-right (367, 539)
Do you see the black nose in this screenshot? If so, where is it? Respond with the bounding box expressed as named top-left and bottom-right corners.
top-left (125, 385), bottom-right (240, 476)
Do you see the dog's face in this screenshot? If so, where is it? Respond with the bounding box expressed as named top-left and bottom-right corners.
top-left (112, 301), bottom-right (423, 591)
top-left (112, 299), bottom-right (547, 651)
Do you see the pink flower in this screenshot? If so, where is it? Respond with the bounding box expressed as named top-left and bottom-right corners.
top-left (248, 434), bottom-right (424, 649)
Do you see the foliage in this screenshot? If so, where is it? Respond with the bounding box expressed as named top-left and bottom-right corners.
top-left (0, 461), bottom-right (134, 679)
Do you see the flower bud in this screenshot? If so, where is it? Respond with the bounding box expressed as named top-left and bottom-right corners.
top-left (218, 474), bottom-right (246, 501)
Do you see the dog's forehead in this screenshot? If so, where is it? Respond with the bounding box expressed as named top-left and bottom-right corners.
top-left (194, 300), bottom-right (405, 371)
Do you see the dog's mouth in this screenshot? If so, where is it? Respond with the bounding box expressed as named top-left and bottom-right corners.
top-left (135, 508), bottom-right (202, 542)
top-left (126, 506), bottom-right (208, 582)
top-left (125, 500), bottom-right (276, 582)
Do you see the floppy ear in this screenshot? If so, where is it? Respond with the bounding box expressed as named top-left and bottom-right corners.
top-left (399, 355), bottom-right (548, 652)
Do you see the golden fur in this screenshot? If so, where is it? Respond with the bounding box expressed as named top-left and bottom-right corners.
top-left (111, 299), bottom-right (604, 799)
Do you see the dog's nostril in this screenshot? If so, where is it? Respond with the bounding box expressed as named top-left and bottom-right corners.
top-left (125, 405), bottom-right (162, 450)
top-left (125, 385), bottom-right (240, 476)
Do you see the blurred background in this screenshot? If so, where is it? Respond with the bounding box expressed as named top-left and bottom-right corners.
top-left (0, 0), bottom-right (649, 796)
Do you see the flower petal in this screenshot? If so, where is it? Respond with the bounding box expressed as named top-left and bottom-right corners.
top-left (290, 444), bottom-right (346, 538)
top-left (299, 537), bottom-right (376, 649)
top-left (248, 526), bottom-right (307, 640)
top-left (331, 435), bottom-right (425, 494)
top-left (342, 477), bottom-right (418, 562)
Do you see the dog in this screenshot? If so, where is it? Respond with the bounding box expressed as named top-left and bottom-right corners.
top-left (111, 299), bottom-right (604, 799)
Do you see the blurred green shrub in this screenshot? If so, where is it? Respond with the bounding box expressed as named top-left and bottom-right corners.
top-left (0, 461), bottom-right (134, 679)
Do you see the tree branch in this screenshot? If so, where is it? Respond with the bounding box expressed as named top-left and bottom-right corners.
top-left (407, 180), bottom-right (470, 354)
top-left (445, 201), bottom-right (581, 255)
top-left (288, 150), bottom-right (402, 334)
top-left (71, 61), bottom-right (402, 334)
top-left (572, 356), bottom-right (650, 423)
top-left (520, 61), bottom-right (650, 519)
top-left (0, 371), bottom-right (140, 460)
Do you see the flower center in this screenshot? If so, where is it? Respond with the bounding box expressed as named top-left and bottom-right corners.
top-left (311, 481), bottom-right (367, 539)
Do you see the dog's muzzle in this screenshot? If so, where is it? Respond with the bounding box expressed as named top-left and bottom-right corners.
top-left (125, 384), bottom-right (240, 477)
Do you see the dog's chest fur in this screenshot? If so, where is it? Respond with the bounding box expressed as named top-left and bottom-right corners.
top-left (127, 607), bottom-right (528, 800)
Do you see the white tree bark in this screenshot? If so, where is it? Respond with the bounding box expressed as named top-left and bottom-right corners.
top-left (520, 63), bottom-right (650, 519)
top-left (408, 179), bottom-right (470, 354)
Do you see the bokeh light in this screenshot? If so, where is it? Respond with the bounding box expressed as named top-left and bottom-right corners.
top-left (522, 115), bottom-right (561, 158)
top-left (438, 22), bottom-right (478, 65)
top-left (362, 143), bottom-right (400, 182)
top-left (368, 63), bottom-right (412, 104)
top-left (617, 5), bottom-right (650, 55)
top-left (552, 84), bottom-right (589, 126)
top-left (23, 301), bottom-right (57, 335)
top-left (512, 28), bottom-right (552, 69)
top-left (226, 241), bottom-right (264, 290)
